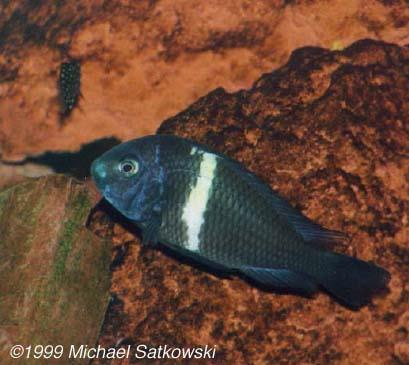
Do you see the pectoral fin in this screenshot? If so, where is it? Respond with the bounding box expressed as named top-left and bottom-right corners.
top-left (140, 209), bottom-right (162, 247)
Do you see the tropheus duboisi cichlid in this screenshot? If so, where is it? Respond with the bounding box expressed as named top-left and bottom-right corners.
top-left (91, 134), bottom-right (390, 309)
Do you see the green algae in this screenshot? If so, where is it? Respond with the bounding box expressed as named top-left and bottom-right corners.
top-left (0, 175), bottom-right (111, 365)
top-left (52, 190), bottom-right (92, 281)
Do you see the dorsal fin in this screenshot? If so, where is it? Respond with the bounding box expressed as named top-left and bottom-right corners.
top-left (219, 156), bottom-right (348, 245)
top-left (165, 136), bottom-right (348, 246)
top-left (264, 192), bottom-right (347, 244)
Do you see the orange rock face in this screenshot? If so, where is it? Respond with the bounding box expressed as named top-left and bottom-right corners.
top-left (89, 40), bottom-right (409, 364)
top-left (1, 0), bottom-right (409, 160)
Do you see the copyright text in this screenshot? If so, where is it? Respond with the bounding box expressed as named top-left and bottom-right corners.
top-left (9, 344), bottom-right (217, 360)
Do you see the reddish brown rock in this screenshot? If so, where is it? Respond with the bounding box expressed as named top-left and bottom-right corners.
top-left (89, 39), bottom-right (409, 365)
top-left (1, 1), bottom-right (409, 160)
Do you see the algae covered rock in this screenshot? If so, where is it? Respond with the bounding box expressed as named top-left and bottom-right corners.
top-left (0, 175), bottom-right (111, 365)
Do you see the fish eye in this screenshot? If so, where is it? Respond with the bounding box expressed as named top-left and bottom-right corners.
top-left (118, 159), bottom-right (139, 176)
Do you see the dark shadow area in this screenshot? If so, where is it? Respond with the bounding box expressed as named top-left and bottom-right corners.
top-left (86, 198), bottom-right (142, 271)
top-left (3, 137), bottom-right (121, 180)
top-left (89, 197), bottom-right (141, 236)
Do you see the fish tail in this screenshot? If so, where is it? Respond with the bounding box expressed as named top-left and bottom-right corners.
top-left (318, 251), bottom-right (390, 309)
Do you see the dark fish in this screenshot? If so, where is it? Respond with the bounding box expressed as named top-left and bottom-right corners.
top-left (59, 60), bottom-right (81, 118)
top-left (91, 135), bottom-right (390, 309)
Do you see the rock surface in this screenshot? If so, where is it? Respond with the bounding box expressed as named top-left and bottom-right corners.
top-left (90, 39), bottom-right (409, 365)
top-left (1, 0), bottom-right (409, 160)
top-left (0, 175), bottom-right (111, 365)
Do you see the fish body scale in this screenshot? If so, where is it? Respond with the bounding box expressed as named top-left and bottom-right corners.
top-left (157, 145), bottom-right (318, 273)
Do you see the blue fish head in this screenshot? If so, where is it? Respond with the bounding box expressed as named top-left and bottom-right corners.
top-left (91, 137), bottom-right (164, 222)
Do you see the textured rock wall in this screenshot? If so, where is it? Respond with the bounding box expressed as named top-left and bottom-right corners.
top-left (89, 40), bottom-right (409, 365)
top-left (0, 0), bottom-right (408, 160)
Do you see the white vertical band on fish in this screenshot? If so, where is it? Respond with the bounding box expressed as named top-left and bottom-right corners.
top-left (182, 151), bottom-right (217, 252)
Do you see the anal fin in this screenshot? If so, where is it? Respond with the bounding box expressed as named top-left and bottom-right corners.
top-left (139, 213), bottom-right (162, 247)
top-left (240, 266), bottom-right (318, 296)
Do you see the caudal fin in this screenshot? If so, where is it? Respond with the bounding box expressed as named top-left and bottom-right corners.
top-left (319, 251), bottom-right (390, 309)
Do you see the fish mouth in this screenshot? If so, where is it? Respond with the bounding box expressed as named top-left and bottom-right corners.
top-left (90, 158), bottom-right (107, 191)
